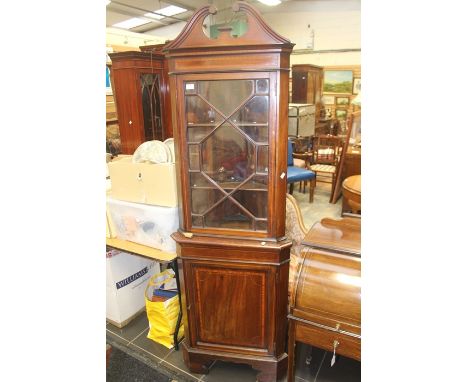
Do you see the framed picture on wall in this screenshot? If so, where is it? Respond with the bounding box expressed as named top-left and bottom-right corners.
top-left (336, 108), bottom-right (348, 120)
top-left (322, 95), bottom-right (335, 105)
top-left (336, 97), bottom-right (349, 106)
top-left (353, 78), bottom-right (361, 95)
top-left (323, 70), bottom-right (353, 94)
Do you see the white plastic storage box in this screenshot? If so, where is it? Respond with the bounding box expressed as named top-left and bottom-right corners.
top-left (288, 103), bottom-right (316, 137)
top-left (108, 155), bottom-right (178, 207)
top-left (106, 197), bottom-right (179, 252)
top-left (106, 249), bottom-right (160, 328)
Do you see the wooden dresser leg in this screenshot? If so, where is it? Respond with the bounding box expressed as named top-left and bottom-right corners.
top-left (287, 322), bottom-right (296, 382)
top-left (182, 342), bottom-right (213, 374)
top-left (252, 355), bottom-right (287, 382)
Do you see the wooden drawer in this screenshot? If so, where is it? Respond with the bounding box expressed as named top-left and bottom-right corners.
top-left (294, 319), bottom-right (360, 361)
top-left (291, 309), bottom-right (360, 336)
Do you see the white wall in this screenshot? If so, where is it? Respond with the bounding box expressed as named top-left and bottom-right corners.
top-left (106, 27), bottom-right (166, 50)
top-left (144, 0), bottom-right (360, 66)
top-left (261, 0), bottom-right (361, 66)
top-left (145, 22), bottom-right (187, 41)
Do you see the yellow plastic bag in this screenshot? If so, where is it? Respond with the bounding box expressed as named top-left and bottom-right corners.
top-left (145, 269), bottom-right (184, 349)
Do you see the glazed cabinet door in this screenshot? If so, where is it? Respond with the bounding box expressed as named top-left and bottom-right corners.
top-left (175, 72), bottom-right (284, 238)
top-left (139, 72), bottom-right (165, 142)
top-left (184, 260), bottom-right (276, 356)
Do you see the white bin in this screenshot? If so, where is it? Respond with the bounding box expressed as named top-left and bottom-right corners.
top-left (106, 197), bottom-right (179, 252)
top-left (106, 249), bottom-right (160, 327)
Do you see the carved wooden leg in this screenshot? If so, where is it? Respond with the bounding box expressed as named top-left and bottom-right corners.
top-left (182, 343), bottom-right (213, 374)
top-left (256, 369), bottom-right (277, 382)
top-left (287, 322), bottom-right (296, 382)
top-left (186, 359), bottom-right (213, 374)
top-left (289, 183), bottom-right (294, 195)
top-left (252, 355), bottom-right (287, 382)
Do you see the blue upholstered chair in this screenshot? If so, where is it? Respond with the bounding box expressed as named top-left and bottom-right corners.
top-left (287, 139), bottom-right (316, 203)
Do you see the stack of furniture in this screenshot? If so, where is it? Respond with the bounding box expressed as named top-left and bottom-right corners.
top-left (287, 217), bottom-right (361, 381)
top-left (166, 2), bottom-right (294, 381)
top-left (291, 64), bottom-right (323, 125)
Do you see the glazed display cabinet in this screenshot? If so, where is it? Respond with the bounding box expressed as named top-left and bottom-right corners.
top-left (109, 47), bottom-right (172, 154)
top-left (165, 2), bottom-right (294, 381)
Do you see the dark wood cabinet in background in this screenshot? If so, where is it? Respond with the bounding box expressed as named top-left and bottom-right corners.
top-left (291, 64), bottom-right (323, 124)
top-left (109, 48), bottom-right (172, 155)
top-left (165, 2), bottom-right (293, 381)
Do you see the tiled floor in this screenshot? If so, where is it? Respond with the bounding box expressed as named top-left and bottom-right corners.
top-left (106, 313), bottom-right (360, 382)
top-left (289, 181), bottom-right (342, 230)
top-left (106, 182), bottom-right (360, 382)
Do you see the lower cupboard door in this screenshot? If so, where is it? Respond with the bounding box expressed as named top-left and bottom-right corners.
top-left (186, 260), bottom-right (274, 355)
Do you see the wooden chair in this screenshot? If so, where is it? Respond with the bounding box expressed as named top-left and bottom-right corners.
top-left (309, 135), bottom-right (342, 194)
top-left (287, 140), bottom-right (316, 202)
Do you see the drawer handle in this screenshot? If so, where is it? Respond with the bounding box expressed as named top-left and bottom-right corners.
top-left (331, 340), bottom-right (339, 367)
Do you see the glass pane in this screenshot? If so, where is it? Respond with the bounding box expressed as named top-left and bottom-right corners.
top-left (256, 79), bottom-right (269, 94)
top-left (186, 96), bottom-right (222, 125)
top-left (191, 188), bottom-right (225, 215)
top-left (232, 190), bottom-right (268, 219)
top-left (190, 172), bottom-right (215, 188)
top-left (198, 80), bottom-right (254, 116)
top-left (231, 96), bottom-right (268, 125)
top-left (192, 215), bottom-right (203, 227)
top-left (256, 220), bottom-right (268, 231)
top-left (204, 198), bottom-right (254, 230)
top-left (188, 126), bottom-right (216, 143)
top-left (257, 146), bottom-right (269, 174)
top-left (237, 126), bottom-right (268, 144)
top-left (201, 123), bottom-right (255, 186)
top-left (188, 145), bottom-right (200, 170)
top-left (140, 74), bottom-right (163, 141)
top-left (240, 175), bottom-right (268, 190)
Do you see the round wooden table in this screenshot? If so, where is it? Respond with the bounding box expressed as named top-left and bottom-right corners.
top-left (342, 175), bottom-right (361, 214)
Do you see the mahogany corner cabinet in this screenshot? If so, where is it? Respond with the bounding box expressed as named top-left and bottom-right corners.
top-left (165, 2), bottom-right (294, 381)
top-left (109, 45), bottom-right (173, 155)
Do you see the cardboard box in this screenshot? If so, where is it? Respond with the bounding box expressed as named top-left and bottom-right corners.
top-left (108, 155), bottom-right (178, 207)
top-left (106, 197), bottom-right (179, 252)
top-left (106, 249), bottom-right (160, 328)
